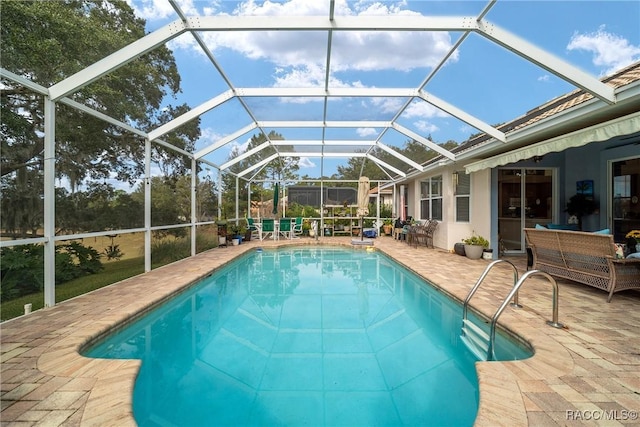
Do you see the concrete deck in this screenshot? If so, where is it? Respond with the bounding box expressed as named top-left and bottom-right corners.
top-left (2, 236), bottom-right (639, 426)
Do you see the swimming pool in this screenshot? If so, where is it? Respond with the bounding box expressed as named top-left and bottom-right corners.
top-left (84, 247), bottom-right (532, 426)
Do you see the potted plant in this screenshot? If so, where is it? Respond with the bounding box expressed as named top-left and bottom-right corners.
top-left (302, 219), bottom-right (311, 236)
top-left (382, 219), bottom-right (393, 236)
top-left (565, 193), bottom-right (598, 230)
top-left (229, 224), bottom-right (247, 244)
top-left (462, 233), bottom-right (489, 260)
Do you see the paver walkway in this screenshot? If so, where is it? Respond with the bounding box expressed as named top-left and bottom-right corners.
top-left (2, 236), bottom-right (639, 426)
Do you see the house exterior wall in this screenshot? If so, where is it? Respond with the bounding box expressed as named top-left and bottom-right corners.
top-left (468, 168), bottom-right (492, 249)
top-left (403, 166), bottom-right (492, 252)
top-left (395, 128), bottom-right (639, 255)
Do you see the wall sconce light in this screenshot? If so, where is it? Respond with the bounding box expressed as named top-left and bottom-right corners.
top-left (533, 155), bottom-right (544, 163)
top-left (452, 171), bottom-right (459, 186)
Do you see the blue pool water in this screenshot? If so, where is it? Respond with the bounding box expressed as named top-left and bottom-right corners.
top-left (84, 247), bottom-right (532, 426)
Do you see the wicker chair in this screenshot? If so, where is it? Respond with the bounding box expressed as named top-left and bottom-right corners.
top-left (524, 228), bottom-right (640, 302)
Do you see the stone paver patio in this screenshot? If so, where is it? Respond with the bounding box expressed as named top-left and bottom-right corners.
top-left (1, 236), bottom-right (639, 426)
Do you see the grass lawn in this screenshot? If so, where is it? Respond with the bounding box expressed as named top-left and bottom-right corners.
top-left (1, 257), bottom-right (145, 321)
top-left (1, 228), bottom-right (219, 322)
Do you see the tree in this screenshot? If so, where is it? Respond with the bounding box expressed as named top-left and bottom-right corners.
top-left (0, 169), bottom-right (43, 238)
top-left (336, 154), bottom-right (388, 181)
top-left (1, 1), bottom-right (200, 237)
top-left (220, 131), bottom-right (299, 218)
top-left (335, 138), bottom-right (460, 180)
top-left (129, 175), bottom-right (217, 236)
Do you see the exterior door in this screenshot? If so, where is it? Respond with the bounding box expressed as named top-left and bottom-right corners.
top-left (498, 169), bottom-right (554, 253)
top-left (612, 157), bottom-right (640, 242)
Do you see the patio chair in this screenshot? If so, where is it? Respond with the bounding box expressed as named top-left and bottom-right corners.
top-left (292, 217), bottom-right (303, 238)
top-left (409, 224), bottom-right (424, 248)
top-left (400, 225), bottom-right (410, 242)
top-left (279, 217), bottom-right (294, 239)
top-left (424, 220), bottom-right (438, 248)
top-left (247, 218), bottom-right (261, 240)
top-left (260, 218), bottom-right (275, 240)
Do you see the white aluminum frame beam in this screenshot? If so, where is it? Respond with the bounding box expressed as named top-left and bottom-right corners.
top-left (366, 154), bottom-right (407, 178)
top-left (256, 121), bottom-right (390, 128)
top-left (237, 154), bottom-right (278, 177)
top-left (236, 87), bottom-right (419, 97)
top-left (476, 20), bottom-right (615, 104)
top-left (391, 123), bottom-right (456, 160)
top-left (417, 91), bottom-right (506, 142)
top-left (271, 140), bottom-right (376, 146)
top-left (376, 142), bottom-right (424, 172)
top-left (1, 68), bottom-right (49, 95)
top-left (220, 141), bottom-right (271, 170)
top-left (185, 15), bottom-right (475, 32)
top-left (278, 152), bottom-right (366, 158)
top-left (194, 123), bottom-right (258, 158)
top-left (23, 7), bottom-right (616, 194)
top-left (49, 20), bottom-right (187, 101)
top-left (148, 90), bottom-right (235, 141)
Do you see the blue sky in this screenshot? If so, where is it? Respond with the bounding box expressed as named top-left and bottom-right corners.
top-left (125, 0), bottom-right (640, 180)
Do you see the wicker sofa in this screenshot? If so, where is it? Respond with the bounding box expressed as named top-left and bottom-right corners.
top-left (524, 228), bottom-right (640, 302)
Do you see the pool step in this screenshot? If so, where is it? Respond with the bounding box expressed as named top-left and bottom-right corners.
top-left (461, 319), bottom-right (490, 361)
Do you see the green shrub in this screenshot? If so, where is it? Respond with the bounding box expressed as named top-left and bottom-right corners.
top-left (1, 242), bottom-right (103, 302)
top-left (1, 257), bottom-right (144, 321)
top-left (0, 245), bottom-right (44, 299)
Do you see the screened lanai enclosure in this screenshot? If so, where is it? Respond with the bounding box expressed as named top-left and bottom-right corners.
top-left (2, 0), bottom-right (638, 320)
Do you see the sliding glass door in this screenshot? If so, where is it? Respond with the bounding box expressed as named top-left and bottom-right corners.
top-left (612, 157), bottom-right (640, 242)
top-left (498, 169), bottom-right (554, 253)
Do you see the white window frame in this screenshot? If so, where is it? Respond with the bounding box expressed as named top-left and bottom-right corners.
top-left (420, 175), bottom-right (443, 221)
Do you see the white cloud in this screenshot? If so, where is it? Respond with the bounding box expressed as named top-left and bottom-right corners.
top-left (567, 25), bottom-right (640, 75)
top-left (230, 136), bottom-right (252, 154)
top-left (403, 99), bottom-right (447, 119)
top-left (369, 97), bottom-right (405, 114)
top-left (357, 127), bottom-right (378, 137)
top-left (195, 127), bottom-right (224, 151)
top-left (164, 0), bottom-right (456, 86)
top-left (126, 0), bottom-right (181, 20)
top-left (537, 74), bottom-right (550, 82)
top-left (458, 124), bottom-right (472, 136)
top-left (297, 157), bottom-right (316, 168)
top-left (413, 120), bottom-right (439, 134)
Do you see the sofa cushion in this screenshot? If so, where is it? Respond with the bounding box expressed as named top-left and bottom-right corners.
top-left (546, 223), bottom-right (579, 230)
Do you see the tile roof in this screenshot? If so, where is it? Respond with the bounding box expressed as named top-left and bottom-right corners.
top-left (453, 60), bottom-right (640, 154)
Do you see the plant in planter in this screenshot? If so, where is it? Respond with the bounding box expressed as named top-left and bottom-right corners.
top-left (302, 219), bottom-right (311, 236)
top-left (565, 193), bottom-right (598, 230)
top-left (229, 224), bottom-right (247, 244)
top-left (462, 233), bottom-right (489, 260)
top-left (382, 219), bottom-right (393, 236)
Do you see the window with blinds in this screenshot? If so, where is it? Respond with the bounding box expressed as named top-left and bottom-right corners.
top-left (455, 172), bottom-right (471, 222)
